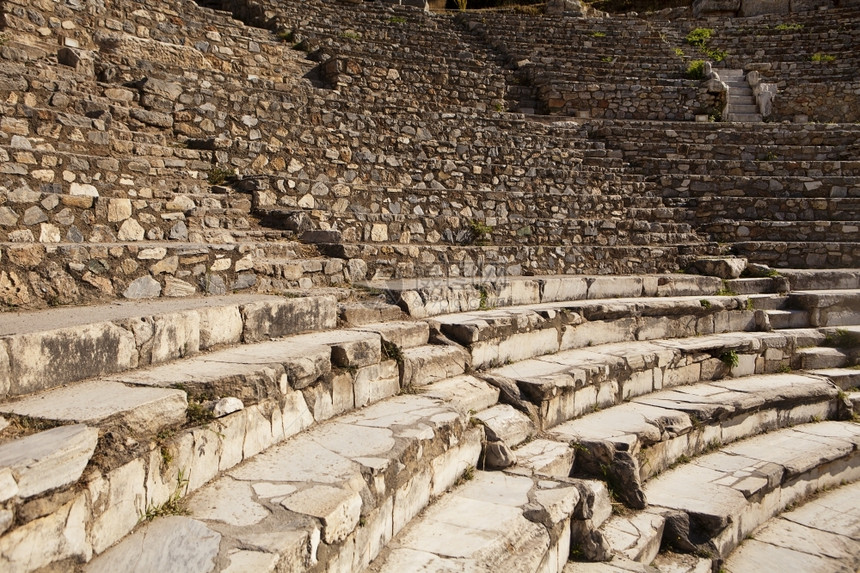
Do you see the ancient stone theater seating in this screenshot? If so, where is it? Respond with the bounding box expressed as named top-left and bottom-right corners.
top-left (0, 0), bottom-right (857, 571)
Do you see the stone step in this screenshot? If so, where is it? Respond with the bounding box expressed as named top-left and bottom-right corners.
top-left (435, 293), bottom-right (763, 370)
top-left (486, 329), bottom-right (817, 431)
top-left (728, 104), bottom-right (758, 114)
top-left (724, 113), bottom-right (763, 123)
top-left (747, 293), bottom-right (789, 311)
top-left (765, 309), bottom-right (810, 329)
top-left (0, 294), bottom-right (337, 398)
top-left (0, 424), bottom-right (98, 502)
top-left (549, 372), bottom-right (839, 509)
top-left (724, 277), bottom-right (790, 295)
top-left (796, 347), bottom-right (852, 369)
top-left (644, 421), bottom-right (860, 560)
top-left (370, 274), bottom-right (724, 319)
top-left (601, 512), bottom-right (665, 564)
top-left (0, 380), bottom-right (188, 436)
top-left (84, 382), bottom-right (489, 573)
top-left (400, 344), bottom-right (470, 388)
top-left (366, 470), bottom-right (581, 572)
top-left (779, 269), bottom-right (860, 291)
top-left (723, 480), bottom-right (860, 572)
top-left (808, 367), bottom-right (860, 390)
top-left (787, 289), bottom-right (860, 327)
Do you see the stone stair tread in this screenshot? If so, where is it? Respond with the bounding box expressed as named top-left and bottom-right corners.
top-left (0, 293), bottom-right (283, 337)
top-left (352, 320), bottom-right (430, 350)
top-left (85, 391), bottom-right (483, 573)
top-left (509, 438), bottom-right (575, 478)
top-left (418, 374), bottom-right (500, 415)
top-left (648, 551), bottom-right (712, 573)
top-left (367, 470), bottom-right (579, 572)
top-left (724, 480), bottom-right (860, 571)
top-left (400, 344), bottom-right (470, 388)
top-left (0, 380), bottom-right (186, 435)
top-left (547, 372), bottom-right (837, 501)
top-left (778, 269), bottom-right (860, 291)
top-left (645, 421), bottom-right (860, 557)
top-left (0, 424), bottom-right (98, 500)
top-left (796, 346), bottom-right (851, 369)
top-left (601, 512), bottom-right (665, 564)
top-left (0, 294), bottom-right (338, 399)
top-left (808, 367), bottom-right (860, 390)
top-left (563, 556), bottom-right (655, 572)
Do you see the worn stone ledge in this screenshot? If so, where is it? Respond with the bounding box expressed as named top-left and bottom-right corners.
top-left (0, 294), bottom-right (337, 398)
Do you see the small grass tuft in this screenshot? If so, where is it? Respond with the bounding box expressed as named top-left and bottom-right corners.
top-left (455, 465), bottom-right (475, 485)
top-left (823, 329), bottom-right (852, 348)
top-left (467, 219), bottom-right (493, 245)
top-left (810, 52), bottom-right (836, 63)
top-left (187, 402), bottom-right (215, 425)
top-left (686, 59), bottom-right (706, 80)
top-left (207, 165), bottom-right (236, 186)
top-left (141, 470), bottom-right (190, 522)
top-left (721, 350), bottom-right (740, 369)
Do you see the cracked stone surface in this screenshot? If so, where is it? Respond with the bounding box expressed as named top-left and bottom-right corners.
top-left (369, 471), bottom-right (580, 572)
top-left (550, 373), bottom-right (836, 508)
top-left (645, 421), bottom-right (860, 558)
top-left (0, 424), bottom-right (97, 498)
top-left (85, 517), bottom-right (221, 573)
top-left (724, 480), bottom-right (860, 572)
top-left (88, 392), bottom-right (481, 573)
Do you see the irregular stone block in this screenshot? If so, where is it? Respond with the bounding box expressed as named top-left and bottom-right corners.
top-left (1, 322), bottom-right (138, 397)
top-left (0, 381), bottom-right (186, 435)
top-left (241, 296), bottom-right (337, 342)
top-left (0, 424), bottom-right (97, 498)
top-left (86, 516), bottom-right (220, 573)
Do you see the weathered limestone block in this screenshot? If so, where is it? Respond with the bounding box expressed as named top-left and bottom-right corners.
top-left (692, 257), bottom-right (747, 279)
top-left (0, 493), bottom-right (90, 571)
top-left (85, 516), bottom-right (221, 573)
top-left (241, 296), bottom-right (337, 342)
top-left (740, 0), bottom-right (791, 16)
top-left (474, 404), bottom-right (535, 448)
top-left (0, 424), bottom-right (97, 498)
top-left (693, 0), bottom-right (741, 16)
top-left (0, 381), bottom-right (187, 435)
top-left (0, 322), bottom-right (137, 397)
top-left (400, 344), bottom-right (469, 388)
top-left (122, 276), bottom-right (161, 299)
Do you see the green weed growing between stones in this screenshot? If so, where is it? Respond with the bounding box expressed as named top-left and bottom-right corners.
top-left (207, 165), bottom-right (236, 185)
top-left (720, 350), bottom-right (740, 369)
top-left (686, 59), bottom-right (706, 79)
top-left (141, 470), bottom-right (190, 522)
top-left (775, 23), bottom-right (803, 31)
top-left (811, 52), bottom-right (836, 63)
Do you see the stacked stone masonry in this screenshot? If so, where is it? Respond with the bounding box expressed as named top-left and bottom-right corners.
top-left (0, 0), bottom-right (858, 569)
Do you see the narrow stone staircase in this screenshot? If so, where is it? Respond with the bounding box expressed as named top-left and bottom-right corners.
top-left (722, 69), bottom-right (762, 123)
